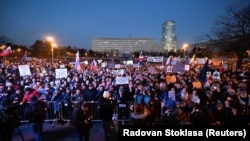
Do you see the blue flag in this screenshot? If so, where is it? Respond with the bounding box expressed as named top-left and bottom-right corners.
top-left (199, 58), bottom-right (209, 85)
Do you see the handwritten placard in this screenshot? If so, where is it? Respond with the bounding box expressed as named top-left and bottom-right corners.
top-left (18, 65), bottom-right (31, 76)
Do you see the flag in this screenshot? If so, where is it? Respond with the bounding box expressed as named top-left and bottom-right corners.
top-left (171, 55), bottom-right (180, 65)
top-left (90, 59), bottom-right (98, 72)
top-left (138, 51), bottom-right (144, 61)
top-left (20, 51), bottom-right (27, 63)
top-left (189, 55), bottom-right (195, 64)
top-left (199, 58), bottom-right (209, 85)
top-left (166, 55), bottom-right (173, 65)
top-left (0, 46), bottom-right (12, 57)
top-left (138, 51), bottom-right (144, 67)
top-left (184, 56), bottom-right (189, 64)
top-left (74, 51), bottom-right (81, 70)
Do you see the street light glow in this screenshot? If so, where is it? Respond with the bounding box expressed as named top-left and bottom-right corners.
top-left (46, 36), bottom-right (57, 67)
top-left (182, 43), bottom-right (189, 57)
top-left (46, 36), bottom-right (54, 43)
top-left (182, 43), bottom-right (188, 49)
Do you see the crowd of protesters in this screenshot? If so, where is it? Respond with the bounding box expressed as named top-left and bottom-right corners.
top-left (0, 58), bottom-right (249, 128)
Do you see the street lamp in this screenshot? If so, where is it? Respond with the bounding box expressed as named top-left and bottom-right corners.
top-left (46, 36), bottom-right (57, 67)
top-left (182, 43), bottom-right (188, 57)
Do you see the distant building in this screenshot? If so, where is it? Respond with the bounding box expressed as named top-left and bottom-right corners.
top-left (92, 37), bottom-right (163, 56)
top-left (161, 20), bottom-right (177, 52)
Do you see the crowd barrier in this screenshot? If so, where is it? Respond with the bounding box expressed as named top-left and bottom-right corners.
top-left (17, 100), bottom-right (163, 127)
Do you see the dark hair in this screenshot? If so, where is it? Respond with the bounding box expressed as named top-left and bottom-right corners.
top-left (82, 103), bottom-right (90, 108)
top-left (25, 87), bottom-right (32, 92)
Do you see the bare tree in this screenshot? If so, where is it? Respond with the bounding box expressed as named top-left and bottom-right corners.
top-left (0, 35), bottom-right (13, 45)
top-left (210, 4), bottom-right (250, 68)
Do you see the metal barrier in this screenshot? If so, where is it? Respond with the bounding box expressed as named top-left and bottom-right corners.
top-left (19, 100), bottom-right (162, 127)
top-left (45, 101), bottom-right (60, 128)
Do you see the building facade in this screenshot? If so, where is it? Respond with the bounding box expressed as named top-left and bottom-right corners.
top-left (92, 37), bottom-right (163, 56)
top-left (161, 20), bottom-right (177, 52)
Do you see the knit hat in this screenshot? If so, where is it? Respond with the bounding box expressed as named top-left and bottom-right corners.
top-left (103, 91), bottom-right (110, 98)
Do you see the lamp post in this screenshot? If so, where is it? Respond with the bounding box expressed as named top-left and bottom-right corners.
top-left (46, 36), bottom-right (57, 67)
top-left (182, 43), bottom-right (188, 57)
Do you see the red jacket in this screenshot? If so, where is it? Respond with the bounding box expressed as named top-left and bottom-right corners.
top-left (21, 89), bottom-right (40, 104)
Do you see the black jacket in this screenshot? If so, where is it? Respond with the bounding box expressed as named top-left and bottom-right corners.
top-left (72, 107), bottom-right (93, 133)
top-left (98, 97), bottom-right (117, 121)
top-left (27, 100), bottom-right (48, 123)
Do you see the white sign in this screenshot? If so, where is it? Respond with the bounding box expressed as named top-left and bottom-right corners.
top-left (197, 58), bottom-right (206, 64)
top-left (101, 62), bottom-right (107, 67)
top-left (55, 68), bottom-right (68, 79)
top-left (126, 60), bottom-right (133, 65)
top-left (147, 56), bottom-right (163, 62)
top-left (18, 65), bottom-right (31, 76)
top-left (167, 66), bottom-right (173, 73)
top-left (184, 65), bottom-right (190, 71)
top-left (115, 77), bottom-right (129, 85)
top-left (168, 90), bottom-right (176, 101)
top-left (115, 64), bottom-right (121, 69)
top-left (213, 71), bottom-right (220, 80)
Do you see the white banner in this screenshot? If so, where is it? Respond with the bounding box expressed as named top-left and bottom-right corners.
top-left (147, 56), bottom-right (163, 62)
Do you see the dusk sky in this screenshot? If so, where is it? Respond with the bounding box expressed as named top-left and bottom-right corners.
top-left (0, 0), bottom-right (249, 50)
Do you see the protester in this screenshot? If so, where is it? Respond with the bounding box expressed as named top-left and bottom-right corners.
top-left (26, 96), bottom-right (48, 141)
top-left (98, 91), bottom-right (117, 141)
top-left (72, 103), bottom-right (93, 141)
top-left (128, 102), bottom-right (151, 125)
top-left (0, 99), bottom-right (20, 141)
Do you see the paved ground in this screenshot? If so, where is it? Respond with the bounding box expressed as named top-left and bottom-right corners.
top-left (13, 121), bottom-right (119, 141)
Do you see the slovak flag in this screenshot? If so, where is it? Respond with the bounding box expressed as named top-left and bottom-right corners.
top-left (20, 51), bottom-right (27, 63)
top-left (90, 59), bottom-right (98, 72)
top-left (74, 51), bottom-right (82, 70)
top-left (166, 55), bottom-right (173, 65)
top-left (189, 55), bottom-right (195, 64)
top-left (0, 46), bottom-right (12, 57)
top-left (138, 51), bottom-right (144, 62)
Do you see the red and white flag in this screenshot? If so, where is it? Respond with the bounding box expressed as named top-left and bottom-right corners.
top-left (0, 46), bottom-right (12, 57)
top-left (90, 59), bottom-right (98, 72)
top-left (189, 55), bottom-right (195, 64)
top-left (20, 51), bottom-right (27, 63)
top-left (74, 51), bottom-right (82, 71)
top-left (138, 51), bottom-right (144, 61)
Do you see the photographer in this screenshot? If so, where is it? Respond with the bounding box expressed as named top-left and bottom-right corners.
top-left (72, 103), bottom-right (93, 141)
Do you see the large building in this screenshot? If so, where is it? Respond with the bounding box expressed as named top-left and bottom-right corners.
top-left (92, 37), bottom-right (163, 55)
top-left (161, 20), bottom-right (177, 52)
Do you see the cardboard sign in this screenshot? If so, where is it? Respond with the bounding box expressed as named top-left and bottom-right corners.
top-left (192, 81), bottom-right (202, 88)
top-left (165, 75), bottom-right (176, 83)
top-left (166, 75), bottom-right (171, 83)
